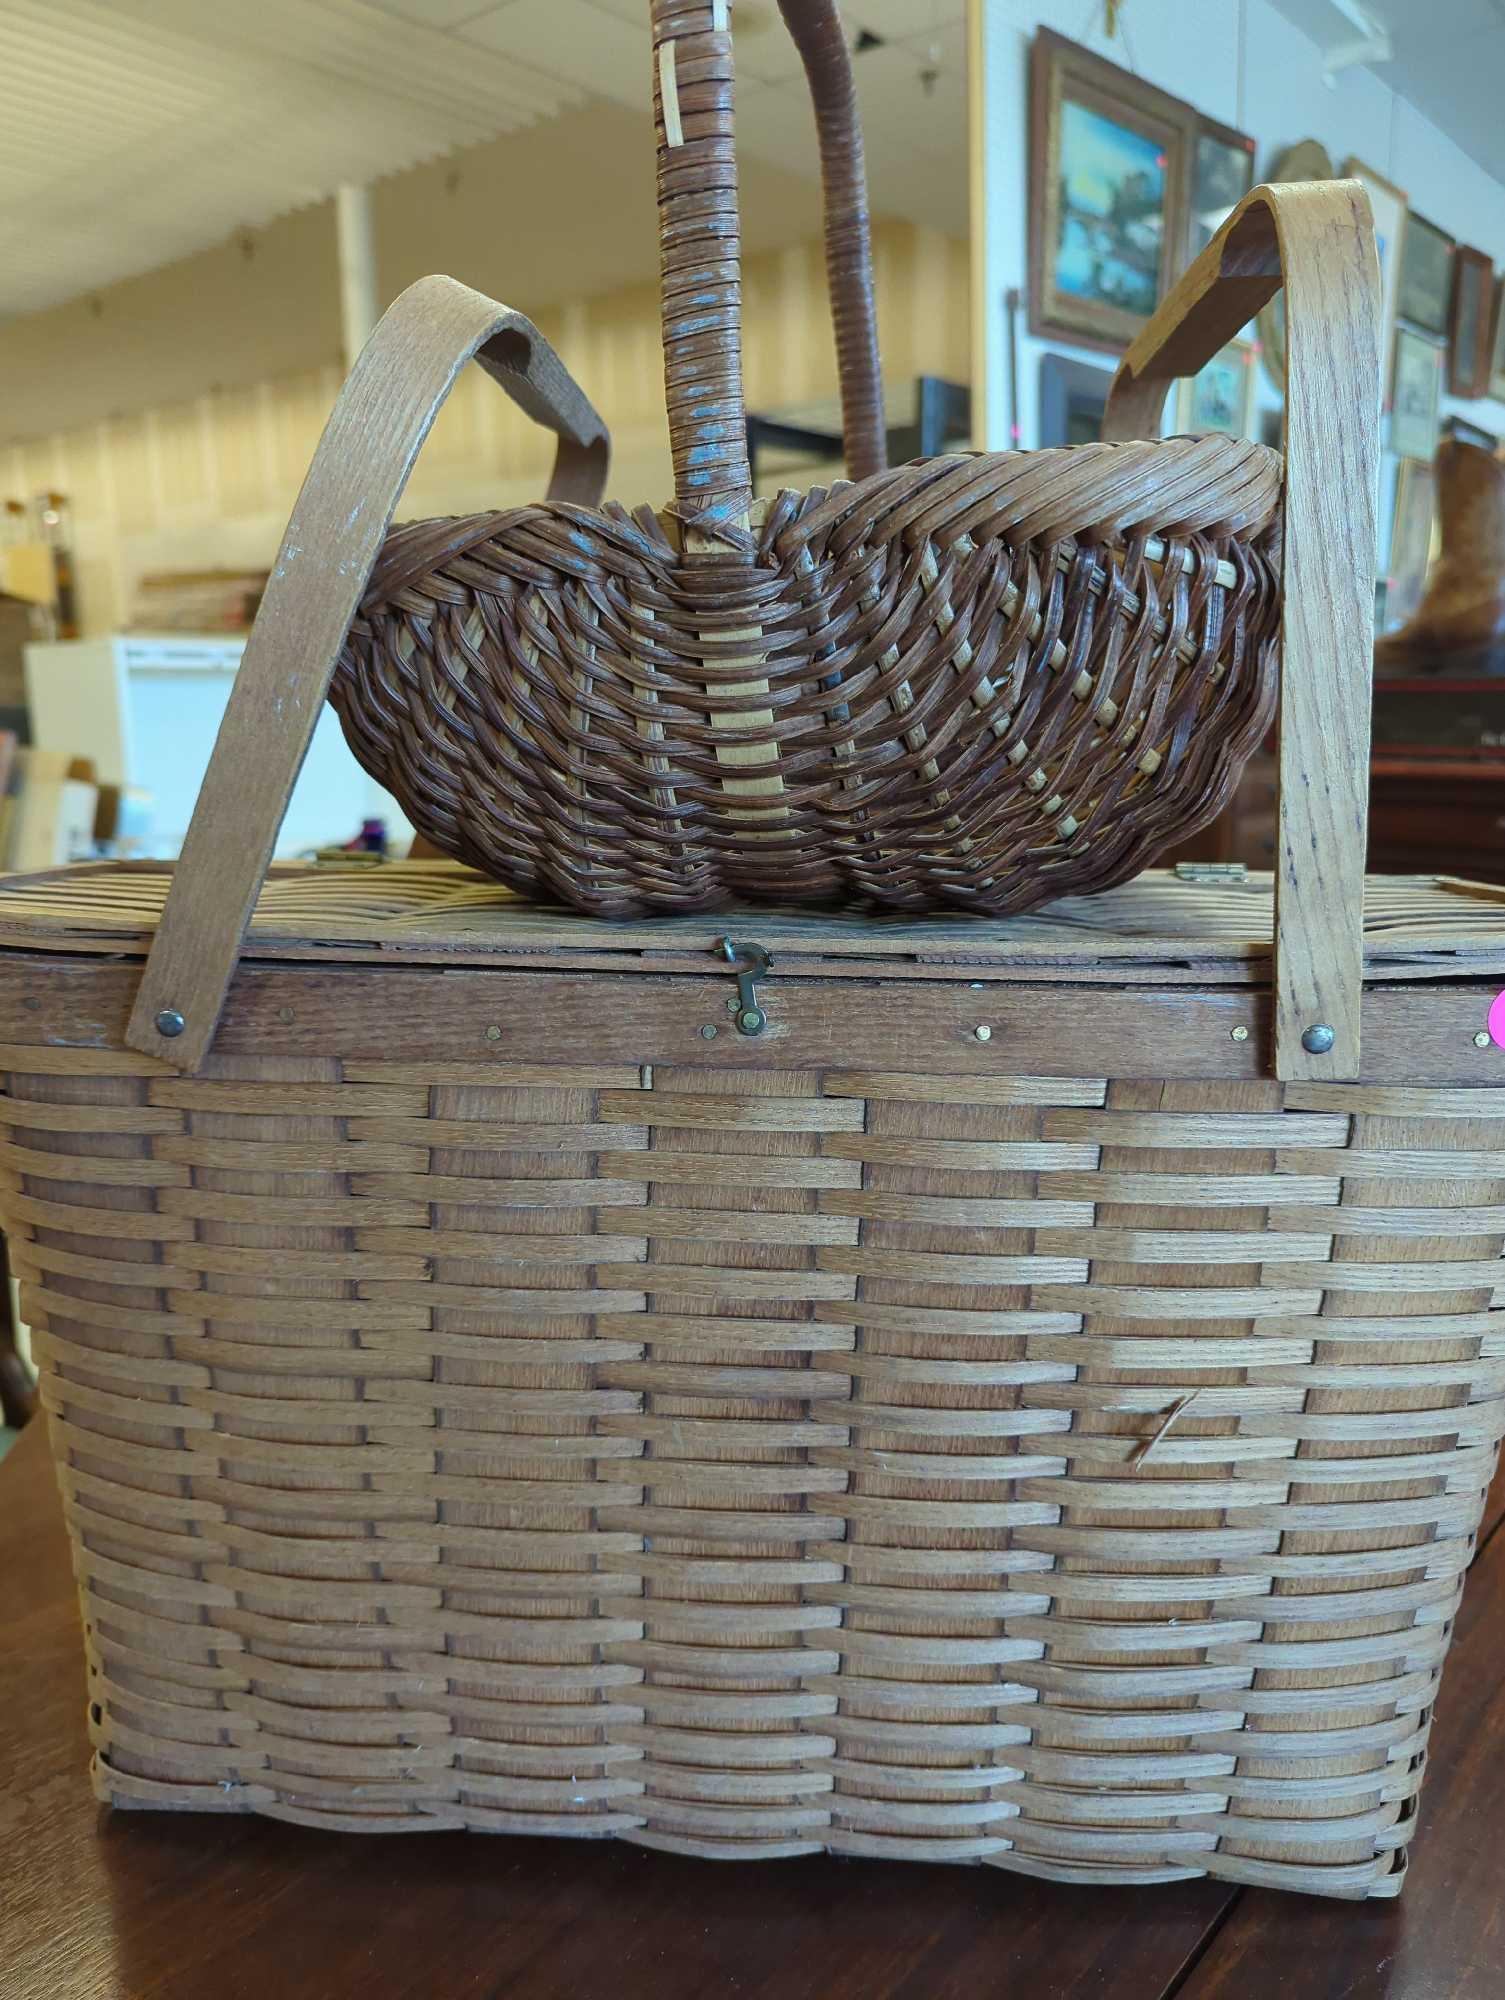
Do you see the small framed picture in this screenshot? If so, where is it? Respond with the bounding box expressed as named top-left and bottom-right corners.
top-left (1187, 119), bottom-right (1255, 259)
top-left (1175, 340), bottom-right (1254, 437)
top-left (1397, 213), bottom-right (1455, 335)
top-left (1028, 29), bottom-right (1191, 352)
top-left (1344, 159), bottom-right (1406, 409)
top-left (1488, 277), bottom-right (1505, 403)
top-left (1391, 326), bottom-right (1444, 462)
top-left (1384, 457), bottom-right (1437, 633)
top-left (1449, 246), bottom-right (1495, 398)
top-left (1037, 352), bottom-right (1114, 447)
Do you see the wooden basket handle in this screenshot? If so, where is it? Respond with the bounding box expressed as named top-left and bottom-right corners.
top-left (1104, 180), bottom-right (1380, 1081)
top-left (125, 275), bottom-right (609, 1072)
top-left (652, 0), bottom-right (885, 544)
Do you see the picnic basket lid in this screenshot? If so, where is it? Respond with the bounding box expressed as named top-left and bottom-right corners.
top-left (3, 860), bottom-right (1505, 986)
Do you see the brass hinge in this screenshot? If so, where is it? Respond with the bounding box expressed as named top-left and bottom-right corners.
top-left (1174, 861), bottom-right (1247, 884)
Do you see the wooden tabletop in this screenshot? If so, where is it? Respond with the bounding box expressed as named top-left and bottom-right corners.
top-left (4, 1416), bottom-right (1503, 2000)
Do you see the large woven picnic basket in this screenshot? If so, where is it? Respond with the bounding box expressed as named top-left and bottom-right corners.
top-left (11, 854), bottom-right (1505, 1901)
top-left (16, 0), bottom-right (1505, 1908)
top-left (323, 0), bottom-right (1296, 918)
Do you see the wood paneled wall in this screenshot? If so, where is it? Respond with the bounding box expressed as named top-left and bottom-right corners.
top-left (2, 221), bottom-right (968, 636)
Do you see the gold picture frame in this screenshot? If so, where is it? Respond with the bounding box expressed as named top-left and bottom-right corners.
top-left (1028, 29), bottom-right (1192, 354)
top-left (1391, 326), bottom-right (1444, 463)
top-left (1384, 456), bottom-right (1437, 633)
top-left (1491, 278), bottom-right (1505, 403)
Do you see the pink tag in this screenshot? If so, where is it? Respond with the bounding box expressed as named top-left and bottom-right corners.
top-left (1488, 991), bottom-right (1505, 1049)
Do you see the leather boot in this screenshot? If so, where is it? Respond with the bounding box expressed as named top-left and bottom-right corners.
top-left (1376, 438), bottom-right (1505, 674)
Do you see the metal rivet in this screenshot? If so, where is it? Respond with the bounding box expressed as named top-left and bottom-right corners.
top-left (700, 1024), bottom-right (718, 1040)
top-left (1301, 1023), bottom-right (1335, 1055)
top-left (974, 1025), bottom-right (993, 1043)
top-left (1475, 1030), bottom-right (1492, 1049)
top-left (484, 1024), bottom-right (502, 1041)
top-left (154, 1009), bottom-right (185, 1039)
top-left (1230, 1025), bottom-right (1249, 1043)
top-left (736, 1007), bottom-right (766, 1036)
top-left (277, 1006), bottom-right (295, 1024)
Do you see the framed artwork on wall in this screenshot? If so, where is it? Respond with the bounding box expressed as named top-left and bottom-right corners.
top-left (1343, 158), bottom-right (1406, 408)
top-left (1449, 246), bottom-right (1496, 398)
top-left (1175, 340), bottom-right (1254, 437)
top-left (1028, 30), bottom-right (1190, 352)
top-left (1384, 456), bottom-right (1437, 632)
top-left (1187, 118), bottom-right (1256, 259)
top-left (1491, 279), bottom-right (1505, 403)
top-left (1397, 213), bottom-right (1455, 336)
top-left (1037, 352), bottom-right (1114, 447)
top-left (1391, 326), bottom-right (1444, 462)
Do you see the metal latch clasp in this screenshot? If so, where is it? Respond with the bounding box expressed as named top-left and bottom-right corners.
top-left (718, 937), bottom-right (771, 1035)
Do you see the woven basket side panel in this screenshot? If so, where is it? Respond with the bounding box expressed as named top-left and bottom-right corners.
top-left (9, 1048), bottom-right (1504, 1896)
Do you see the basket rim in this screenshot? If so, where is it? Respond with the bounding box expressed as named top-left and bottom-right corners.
top-left (2, 860), bottom-right (1504, 985)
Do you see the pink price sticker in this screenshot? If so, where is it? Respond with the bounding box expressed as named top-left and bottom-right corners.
top-left (1488, 991), bottom-right (1505, 1049)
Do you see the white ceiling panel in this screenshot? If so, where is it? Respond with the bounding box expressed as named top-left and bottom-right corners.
top-left (0, 0), bottom-right (581, 318)
top-left (365, 0), bottom-right (498, 25)
top-left (0, 0), bottom-right (969, 328)
top-left (1266, 0), bottom-right (1505, 185)
top-left (842, 0), bottom-right (963, 38)
top-left (460, 0), bottom-right (654, 110)
top-left (735, 13), bottom-right (966, 235)
top-left (731, 1), bottom-right (817, 84)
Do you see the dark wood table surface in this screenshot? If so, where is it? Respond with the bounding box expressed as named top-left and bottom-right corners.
top-left (4, 1416), bottom-right (1503, 2000)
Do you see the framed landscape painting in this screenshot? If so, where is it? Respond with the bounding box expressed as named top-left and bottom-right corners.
top-left (1397, 213), bottom-right (1455, 335)
top-left (1187, 118), bottom-right (1256, 258)
top-left (1391, 326), bottom-right (1444, 462)
top-left (1029, 30), bottom-right (1190, 352)
top-left (1449, 245), bottom-right (1495, 397)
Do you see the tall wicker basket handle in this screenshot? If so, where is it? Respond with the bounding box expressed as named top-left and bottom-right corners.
top-left (774, 0), bottom-right (885, 481)
top-left (653, 0), bottom-right (885, 543)
top-left (1105, 179), bottom-right (1380, 1080)
top-left (125, 276), bottom-right (608, 1072)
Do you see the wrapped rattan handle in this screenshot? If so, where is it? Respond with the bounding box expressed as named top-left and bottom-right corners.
top-left (775, 0), bottom-right (885, 480)
top-left (652, 0), bottom-right (884, 542)
top-left (126, 276), bottom-right (609, 1072)
top-left (1104, 181), bottom-right (1380, 1083)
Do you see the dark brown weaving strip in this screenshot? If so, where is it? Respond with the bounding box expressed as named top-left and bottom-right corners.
top-left (777, 0), bottom-right (886, 480)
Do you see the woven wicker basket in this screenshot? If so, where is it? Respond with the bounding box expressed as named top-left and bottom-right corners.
top-left (7, 860), bottom-right (1505, 1900)
top-left (316, 0), bottom-right (1332, 918)
top-left (21, 0), bottom-right (1473, 1909)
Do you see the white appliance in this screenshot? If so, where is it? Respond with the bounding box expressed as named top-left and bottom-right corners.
top-left (23, 634), bottom-right (410, 858)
